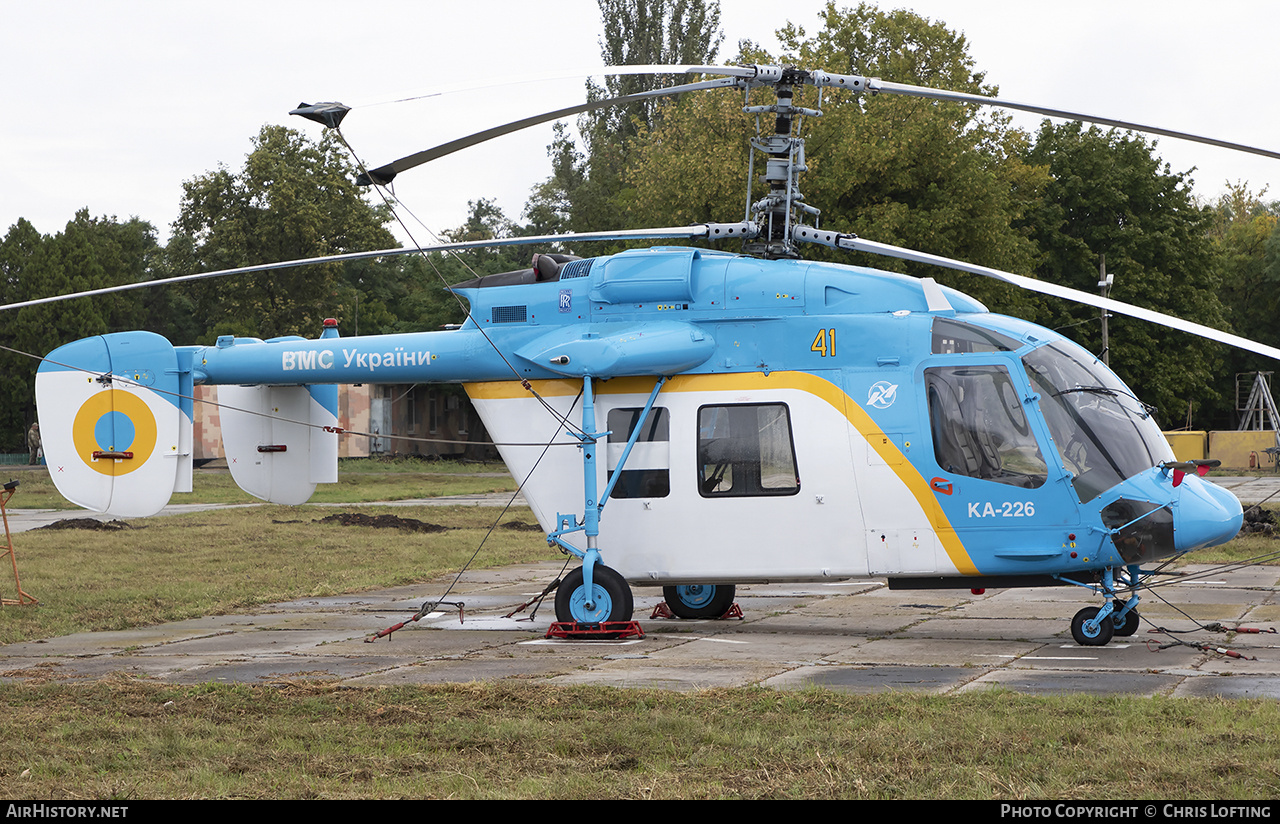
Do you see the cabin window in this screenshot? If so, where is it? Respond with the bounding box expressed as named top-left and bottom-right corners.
top-left (697, 403), bottom-right (800, 497)
top-left (606, 407), bottom-right (670, 498)
top-left (925, 365), bottom-right (1048, 488)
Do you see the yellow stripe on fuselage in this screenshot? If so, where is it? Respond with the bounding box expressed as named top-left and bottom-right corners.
top-left (465, 372), bottom-right (977, 575)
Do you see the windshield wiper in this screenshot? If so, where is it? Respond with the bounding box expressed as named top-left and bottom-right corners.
top-left (1052, 386), bottom-right (1157, 418)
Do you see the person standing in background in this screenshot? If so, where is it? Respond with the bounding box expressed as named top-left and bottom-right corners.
top-left (27, 422), bottom-right (41, 465)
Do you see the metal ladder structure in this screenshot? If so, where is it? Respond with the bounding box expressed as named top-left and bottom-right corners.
top-left (1236, 373), bottom-right (1280, 463)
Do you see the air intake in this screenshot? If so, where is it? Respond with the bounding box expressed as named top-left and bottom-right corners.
top-left (559, 259), bottom-right (594, 280)
top-left (491, 305), bottom-right (528, 324)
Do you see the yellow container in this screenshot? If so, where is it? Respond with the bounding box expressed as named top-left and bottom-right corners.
top-left (1163, 431), bottom-right (1207, 462)
top-left (1207, 430), bottom-right (1280, 470)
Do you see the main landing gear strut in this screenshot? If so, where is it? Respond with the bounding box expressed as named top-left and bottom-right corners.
top-left (546, 375), bottom-right (666, 630)
top-left (538, 375), bottom-right (739, 631)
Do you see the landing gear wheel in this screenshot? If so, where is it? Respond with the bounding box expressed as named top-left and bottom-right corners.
top-left (1072, 606), bottom-right (1115, 646)
top-left (662, 584), bottom-right (736, 619)
top-left (1113, 604), bottom-right (1140, 637)
top-left (555, 564), bottom-right (634, 627)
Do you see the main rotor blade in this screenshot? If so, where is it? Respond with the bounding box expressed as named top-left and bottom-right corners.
top-left (366, 63), bottom-right (758, 105)
top-left (0, 223), bottom-right (755, 313)
top-left (839, 234), bottom-right (1280, 361)
top-left (356, 75), bottom-right (743, 185)
top-left (860, 77), bottom-right (1280, 161)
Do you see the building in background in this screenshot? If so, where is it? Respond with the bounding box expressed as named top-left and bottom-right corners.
top-left (368, 384), bottom-right (496, 461)
top-left (192, 384), bottom-right (496, 463)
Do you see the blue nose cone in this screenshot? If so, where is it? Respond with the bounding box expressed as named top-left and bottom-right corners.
top-left (1175, 477), bottom-right (1244, 553)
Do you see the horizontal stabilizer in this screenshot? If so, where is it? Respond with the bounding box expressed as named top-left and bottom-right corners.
top-left (35, 332), bottom-right (192, 517)
top-left (219, 384), bottom-right (338, 505)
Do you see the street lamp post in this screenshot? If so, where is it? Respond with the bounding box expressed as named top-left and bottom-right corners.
top-left (1099, 254), bottom-right (1114, 367)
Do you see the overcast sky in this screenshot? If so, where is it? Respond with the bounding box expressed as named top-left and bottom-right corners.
top-left (4, 0), bottom-right (1277, 249)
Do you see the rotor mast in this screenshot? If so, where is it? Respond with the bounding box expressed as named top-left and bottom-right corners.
top-left (741, 66), bottom-right (821, 260)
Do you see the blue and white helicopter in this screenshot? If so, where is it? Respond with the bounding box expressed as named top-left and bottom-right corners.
top-left (16, 65), bottom-right (1280, 645)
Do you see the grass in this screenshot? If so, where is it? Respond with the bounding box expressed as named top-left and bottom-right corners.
top-left (1189, 533), bottom-right (1280, 566)
top-left (0, 682), bottom-right (1277, 799)
top-left (1, 458), bottom-right (519, 509)
top-left (0, 463), bottom-right (1278, 799)
top-left (0, 503), bottom-right (555, 644)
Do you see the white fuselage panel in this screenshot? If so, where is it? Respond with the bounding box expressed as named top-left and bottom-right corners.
top-left (468, 373), bottom-right (968, 585)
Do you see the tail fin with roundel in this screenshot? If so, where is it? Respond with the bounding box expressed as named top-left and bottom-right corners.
top-left (35, 331), bottom-right (192, 517)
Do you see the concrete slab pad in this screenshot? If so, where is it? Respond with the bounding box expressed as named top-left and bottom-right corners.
top-left (636, 631), bottom-right (863, 665)
top-left (347, 656), bottom-right (581, 685)
top-left (952, 593), bottom-right (1082, 620)
top-left (136, 627), bottom-right (362, 657)
top-left (957, 668), bottom-right (1182, 696)
top-left (1186, 647), bottom-right (1280, 674)
top-left (1240, 604), bottom-right (1280, 623)
top-left (733, 612), bottom-right (912, 638)
top-left (1172, 675), bottom-right (1280, 698)
top-left (163, 654), bottom-right (413, 685)
top-left (1, 654), bottom-right (239, 683)
top-left (0, 614), bottom-right (256, 657)
top-left (1, 552), bottom-right (1276, 696)
top-left (765, 664), bottom-right (978, 694)
top-left (1008, 641), bottom-right (1201, 672)
top-left (1156, 579), bottom-right (1277, 611)
top-left (830, 637), bottom-right (1038, 668)
top-left (547, 660), bottom-right (783, 690)
top-left (893, 616), bottom-right (1065, 643)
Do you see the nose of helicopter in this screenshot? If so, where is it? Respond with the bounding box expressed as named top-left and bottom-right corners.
top-left (1174, 477), bottom-right (1244, 553)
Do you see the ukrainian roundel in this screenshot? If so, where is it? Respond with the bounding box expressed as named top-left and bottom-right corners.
top-left (36, 332), bottom-right (188, 517)
top-left (71, 388), bottom-right (158, 476)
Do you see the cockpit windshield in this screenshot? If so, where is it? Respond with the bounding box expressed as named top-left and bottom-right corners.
top-left (1023, 342), bottom-right (1172, 503)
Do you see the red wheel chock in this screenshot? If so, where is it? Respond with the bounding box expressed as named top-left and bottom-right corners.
top-left (546, 621), bottom-right (645, 640)
top-left (649, 603), bottom-right (743, 620)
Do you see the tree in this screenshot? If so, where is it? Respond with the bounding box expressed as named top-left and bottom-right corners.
top-left (167, 125), bottom-right (397, 340)
top-left (587, 0), bottom-right (724, 143)
top-left (1022, 121), bottom-right (1229, 427)
top-left (0, 218), bottom-right (56, 450)
top-left (0, 212), bottom-right (160, 449)
top-left (1208, 183), bottom-right (1280, 406)
top-left (392, 199), bottom-right (533, 334)
top-left (525, 0), bottom-right (724, 237)
top-left (524, 123), bottom-right (588, 238)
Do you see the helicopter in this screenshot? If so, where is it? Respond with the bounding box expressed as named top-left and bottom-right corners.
top-left (17, 63), bottom-right (1280, 646)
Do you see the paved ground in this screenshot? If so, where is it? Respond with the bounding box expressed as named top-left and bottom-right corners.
top-left (0, 561), bottom-right (1276, 695)
top-left (1211, 475), bottom-right (1280, 506)
top-left (1, 475), bottom-right (1278, 695)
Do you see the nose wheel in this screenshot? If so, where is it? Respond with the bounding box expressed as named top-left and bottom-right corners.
top-left (1072, 606), bottom-right (1115, 646)
top-left (1112, 600), bottom-right (1140, 637)
top-left (1067, 567), bottom-right (1146, 646)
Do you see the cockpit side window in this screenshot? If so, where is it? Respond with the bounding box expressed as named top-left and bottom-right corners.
top-left (932, 318), bottom-right (1022, 355)
top-left (925, 365), bottom-right (1048, 489)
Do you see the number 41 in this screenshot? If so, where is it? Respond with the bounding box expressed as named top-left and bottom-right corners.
top-left (811, 328), bottom-right (836, 357)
